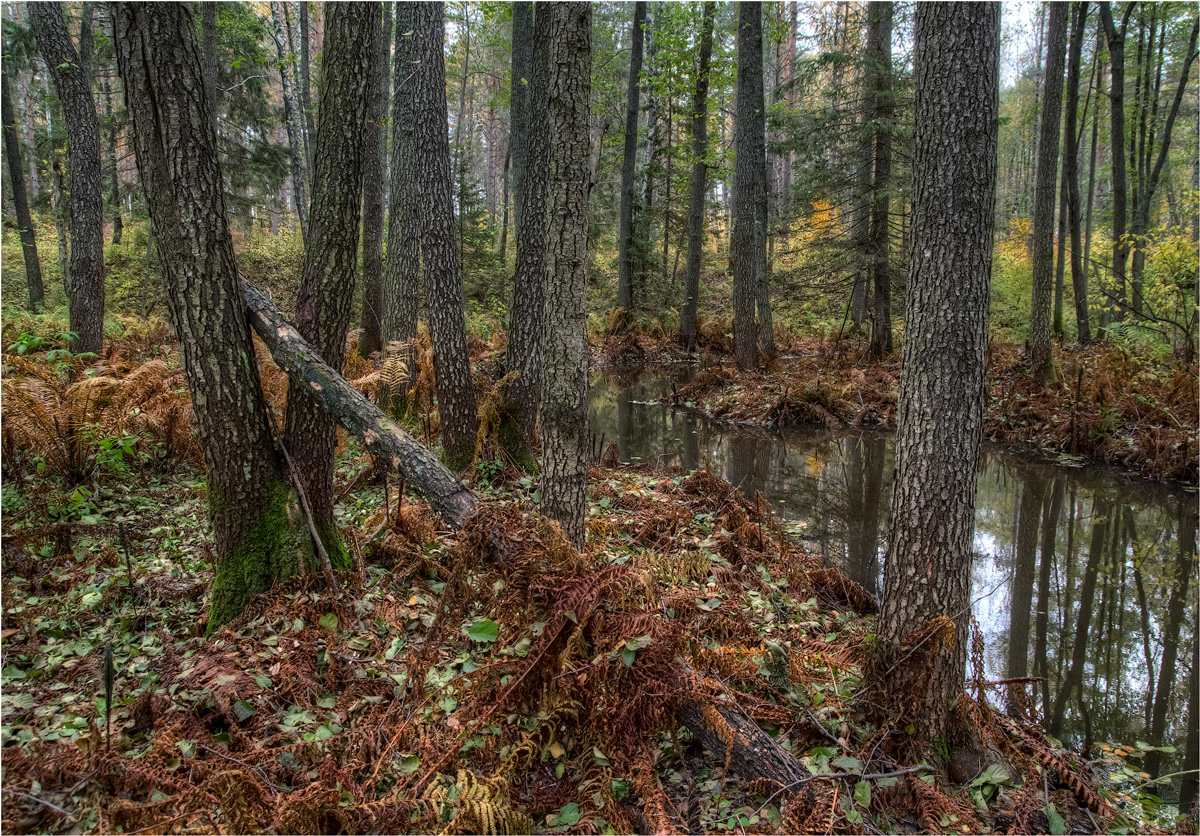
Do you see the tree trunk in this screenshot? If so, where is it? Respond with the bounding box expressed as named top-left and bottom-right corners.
top-left (31, 3), bottom-right (105, 355)
top-left (359, 2), bottom-right (392, 359)
top-left (1034, 478), bottom-right (1065, 714)
top-left (731, 2), bottom-right (766, 370)
top-left (201, 2), bottom-right (219, 125)
top-left (270, 0), bottom-right (309, 242)
top-left (383, 2), bottom-right (420, 348)
top-left (102, 75), bottom-right (123, 246)
top-left (1028, 2), bottom-right (1067, 382)
top-left (1099, 3), bottom-right (1133, 323)
top-left (115, 2), bottom-right (314, 632)
top-left (1006, 477), bottom-right (1046, 715)
top-left (77, 4), bottom-right (94, 89)
top-left (298, 0), bottom-right (316, 176)
top-left (539, 2), bottom-right (592, 549)
top-left (616, 2), bottom-right (646, 314)
top-left (1054, 159), bottom-right (1068, 337)
top-left (867, 2), bottom-right (1000, 743)
top-left (1066, 2), bottom-right (1091, 345)
top-left (681, 2), bottom-right (715, 354)
top-left (17, 68), bottom-right (40, 199)
top-left (1, 68), bottom-right (44, 312)
top-left (411, 1), bottom-right (479, 470)
top-left (866, 1), bottom-right (893, 357)
top-left (1179, 620), bottom-right (1199, 812)
top-left (282, 3), bottom-right (376, 571)
top-left (51, 159), bottom-right (70, 293)
top-left (507, 6), bottom-right (553, 455)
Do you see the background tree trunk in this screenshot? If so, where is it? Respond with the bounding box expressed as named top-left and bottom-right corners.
top-left (869, 2), bottom-right (1000, 743)
top-left (2, 68), bottom-right (44, 312)
top-left (508, 2), bottom-right (533, 247)
top-left (102, 75), bottom-right (123, 245)
top-left (866, 0), bottom-right (893, 357)
top-left (506, 6), bottom-right (552, 455)
top-left (1006, 477), bottom-right (1046, 714)
top-left (31, 3), bottom-right (106, 355)
top-left (283, 2), bottom-right (377, 571)
top-left (116, 1), bottom-right (311, 632)
top-left (750, 4), bottom-right (774, 357)
top-left (540, 1), bottom-right (592, 549)
top-left (616, 2), bottom-right (646, 314)
top-left (383, 2), bottom-right (420, 348)
top-left (681, 2), bottom-right (715, 353)
top-left (1066, 2), bottom-right (1091, 345)
top-left (298, 0), bottom-right (316, 176)
top-left (412, 1), bottom-right (479, 470)
top-left (731, 2), bottom-right (765, 370)
top-left (1028, 2), bottom-right (1067, 382)
top-left (270, 0), bottom-right (309, 242)
top-left (1099, 3), bottom-right (1133, 322)
top-left (359, 2), bottom-right (392, 359)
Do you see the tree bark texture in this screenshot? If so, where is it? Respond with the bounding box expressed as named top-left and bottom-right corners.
top-left (872, 1), bottom-right (1000, 743)
top-left (1065, 3), bottom-right (1091, 345)
top-left (359, 1), bottom-right (392, 359)
top-left (540, 1), bottom-right (592, 549)
top-left (283, 2), bottom-right (377, 571)
top-left (201, 2), bottom-right (219, 125)
top-left (102, 75), bottom-right (123, 245)
top-left (270, 0), bottom-right (309, 242)
top-left (616, 2), bottom-right (646, 313)
top-left (115, 2), bottom-right (313, 632)
top-left (299, 0), bottom-right (317, 177)
top-left (1099, 3), bottom-right (1132, 321)
top-left (2, 68), bottom-right (44, 312)
top-left (866, 1), bottom-right (893, 357)
top-left (383, 1), bottom-right (420, 347)
top-left (508, 2), bottom-right (533, 247)
top-left (749, 4), bottom-right (774, 357)
top-left (1028, 2), bottom-right (1067, 382)
top-left (681, 2), bottom-right (716, 353)
top-left (506, 6), bottom-right (552, 451)
top-left (31, 2), bottom-right (105, 355)
top-left (412, 1), bottom-right (480, 470)
top-left (731, 2), bottom-right (766, 370)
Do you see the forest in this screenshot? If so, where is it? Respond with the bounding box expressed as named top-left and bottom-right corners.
top-left (0, 1), bottom-right (1197, 834)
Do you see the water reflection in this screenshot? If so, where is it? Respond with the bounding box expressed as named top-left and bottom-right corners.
top-left (590, 370), bottom-right (1199, 802)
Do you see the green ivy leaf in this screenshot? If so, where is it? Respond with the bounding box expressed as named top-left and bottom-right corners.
top-left (318, 612), bottom-right (338, 632)
top-left (466, 619), bottom-right (499, 643)
top-left (232, 700), bottom-right (257, 723)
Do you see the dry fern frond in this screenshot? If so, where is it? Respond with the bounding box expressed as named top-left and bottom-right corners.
top-left (421, 770), bottom-right (532, 835)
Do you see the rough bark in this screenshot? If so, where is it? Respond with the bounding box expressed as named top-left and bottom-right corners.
top-left (298, 0), bottom-right (316, 176)
top-left (751, 6), bottom-right (773, 357)
top-left (681, 2), bottom-right (716, 354)
top-left (508, 2), bottom-right (533, 247)
top-left (731, 2), bottom-right (766, 370)
top-left (506, 6), bottom-right (552, 454)
top-left (115, 2), bottom-right (312, 632)
top-left (31, 2), bottom-right (105, 355)
top-left (201, 2), bottom-right (218, 125)
top-left (411, 1), bottom-right (479, 470)
top-left (244, 282), bottom-right (478, 530)
top-left (869, 1), bottom-right (1000, 743)
top-left (616, 2), bottom-right (646, 313)
top-left (383, 2), bottom-right (420, 347)
top-left (102, 75), bottom-right (123, 245)
top-left (359, 2), bottom-right (392, 359)
top-left (1029, 2), bottom-right (1067, 382)
top-left (1065, 2), bottom-right (1091, 345)
top-left (2, 68), bottom-right (44, 312)
top-left (678, 698), bottom-right (808, 787)
top-left (270, 0), bottom-right (309, 242)
top-left (866, 1), bottom-right (893, 357)
top-left (282, 3), bottom-right (376, 570)
top-left (540, 2), bottom-right (591, 549)
top-left (1099, 3), bottom-right (1133, 322)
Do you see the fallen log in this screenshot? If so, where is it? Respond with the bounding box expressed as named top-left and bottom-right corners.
top-left (242, 279), bottom-right (478, 529)
top-left (677, 692), bottom-right (809, 787)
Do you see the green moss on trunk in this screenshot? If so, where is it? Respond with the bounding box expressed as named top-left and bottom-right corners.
top-left (315, 519), bottom-right (352, 571)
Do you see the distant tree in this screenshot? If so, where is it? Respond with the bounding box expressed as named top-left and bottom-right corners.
top-left (731, 1), bottom-right (767, 369)
top-left (412, 1), bottom-right (479, 469)
top-left (617, 2), bottom-right (646, 313)
top-left (270, 0), bottom-right (309, 241)
top-left (680, 2), bottom-right (716, 353)
top-left (30, 3), bottom-right (105, 354)
top-left (866, 0), bottom-right (894, 357)
top-left (1099, 3), bottom-right (1133, 320)
top-left (116, 1), bottom-right (313, 631)
top-left (1028, 2), bottom-right (1067, 382)
top-left (359, 2), bottom-right (392, 358)
top-left (284, 2), bottom-right (377, 569)
top-left (383, 2), bottom-right (420, 348)
top-left (1064, 2), bottom-right (1091, 345)
top-left (508, 2), bottom-right (533, 246)
top-left (1, 67), bottom-right (44, 312)
top-left (869, 2), bottom-right (1000, 743)
top-left (541, 1), bottom-right (592, 549)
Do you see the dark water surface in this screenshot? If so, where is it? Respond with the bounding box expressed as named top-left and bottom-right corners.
top-left (589, 368), bottom-right (1198, 797)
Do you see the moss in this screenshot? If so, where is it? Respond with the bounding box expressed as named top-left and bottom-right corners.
top-left (497, 414), bottom-right (538, 473)
top-left (206, 473), bottom-right (314, 634)
top-left (314, 519), bottom-right (352, 572)
top-left (442, 442), bottom-right (476, 474)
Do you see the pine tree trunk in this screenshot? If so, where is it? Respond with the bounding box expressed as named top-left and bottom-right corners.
top-left (102, 75), bottom-right (123, 246)
top-left (298, 1), bottom-right (316, 176)
top-left (270, 0), bottom-right (309, 242)
top-left (51, 159), bottom-right (70, 293)
top-left (31, 3), bottom-right (105, 355)
top-left (359, 2), bottom-right (392, 359)
top-left (1033, 478), bottom-right (1065, 714)
top-left (383, 2), bottom-right (420, 347)
top-left (540, 1), bottom-right (592, 550)
top-left (617, 2), bottom-right (646, 313)
top-left (115, 2), bottom-right (314, 632)
top-left (507, 6), bottom-right (553, 454)
top-left (508, 2), bottom-right (532, 250)
top-left (731, 2), bottom-right (765, 370)
top-left (201, 2), bottom-right (218, 125)
top-left (681, 2), bottom-right (715, 354)
top-left (2, 68), bottom-right (44, 312)
top-left (411, 1), bottom-right (479, 470)
top-left (1006, 477), bottom-right (1046, 714)
top-left (1099, 3), bottom-right (1132, 323)
top-left (868, 2), bottom-right (1000, 744)
top-left (1066, 2), bottom-right (1091, 345)
top-left (283, 3), bottom-right (377, 570)
top-left (17, 66), bottom-right (40, 199)
top-left (1029, 2), bottom-right (1067, 382)
top-left (866, 1), bottom-right (893, 357)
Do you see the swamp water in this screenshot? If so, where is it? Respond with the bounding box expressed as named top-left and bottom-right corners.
top-left (589, 369), bottom-right (1199, 799)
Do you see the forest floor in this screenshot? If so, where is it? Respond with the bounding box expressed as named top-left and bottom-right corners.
top-left (597, 330), bottom-right (1199, 486)
top-left (0, 328), bottom-right (1191, 834)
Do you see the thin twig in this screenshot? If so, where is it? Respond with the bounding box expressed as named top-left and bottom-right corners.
top-left (3, 788), bottom-right (78, 821)
top-left (265, 410), bottom-right (338, 591)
